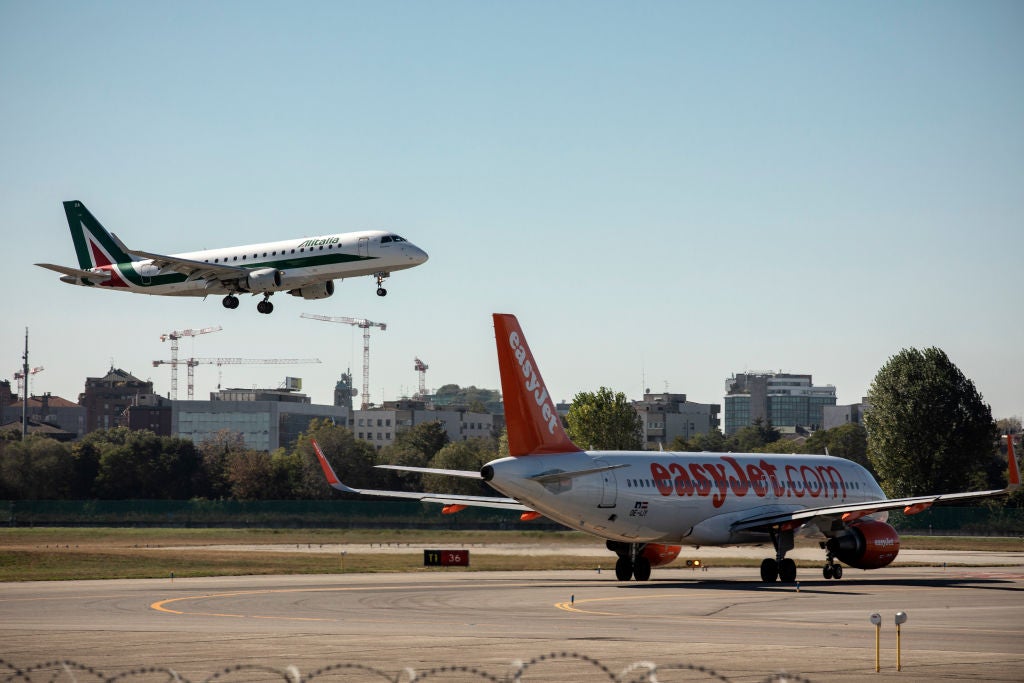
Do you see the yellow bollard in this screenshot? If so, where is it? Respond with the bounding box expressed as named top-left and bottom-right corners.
top-left (870, 613), bottom-right (881, 673)
top-left (895, 612), bottom-right (908, 672)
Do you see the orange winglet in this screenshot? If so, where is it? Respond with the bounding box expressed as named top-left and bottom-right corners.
top-left (1008, 435), bottom-right (1020, 488)
top-left (442, 504), bottom-right (468, 515)
top-left (903, 502), bottom-right (933, 515)
top-left (519, 511), bottom-right (542, 521)
top-left (311, 439), bottom-right (340, 486)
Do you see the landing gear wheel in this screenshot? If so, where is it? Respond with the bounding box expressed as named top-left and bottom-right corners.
top-left (222, 295), bottom-right (239, 309)
top-left (615, 556), bottom-right (633, 581)
top-left (257, 300), bottom-right (274, 314)
top-left (779, 558), bottom-right (797, 583)
top-left (374, 272), bottom-right (390, 297)
top-left (823, 564), bottom-right (834, 580)
top-left (832, 564), bottom-right (843, 580)
top-left (760, 558), bottom-right (778, 583)
top-left (633, 557), bottom-right (652, 582)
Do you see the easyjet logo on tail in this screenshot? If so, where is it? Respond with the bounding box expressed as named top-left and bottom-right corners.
top-left (509, 330), bottom-right (559, 435)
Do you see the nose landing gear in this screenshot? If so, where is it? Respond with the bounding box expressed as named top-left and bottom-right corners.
top-left (374, 272), bottom-right (389, 297)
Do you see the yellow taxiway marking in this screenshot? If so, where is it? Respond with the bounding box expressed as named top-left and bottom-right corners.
top-left (150, 582), bottom-right (540, 621)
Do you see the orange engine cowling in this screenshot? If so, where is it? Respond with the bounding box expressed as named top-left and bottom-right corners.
top-left (826, 520), bottom-right (900, 569)
top-left (640, 543), bottom-right (682, 567)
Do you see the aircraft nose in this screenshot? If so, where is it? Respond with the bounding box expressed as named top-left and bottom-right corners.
top-left (406, 244), bottom-right (429, 264)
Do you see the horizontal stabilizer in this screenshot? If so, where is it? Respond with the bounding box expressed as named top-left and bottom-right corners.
top-left (35, 263), bottom-right (111, 282)
top-left (528, 463), bottom-right (629, 484)
top-left (376, 464), bottom-right (483, 479)
top-left (313, 439), bottom-right (530, 512)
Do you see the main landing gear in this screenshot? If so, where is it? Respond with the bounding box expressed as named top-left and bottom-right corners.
top-left (374, 272), bottom-right (389, 297)
top-left (221, 293), bottom-right (274, 314)
top-left (759, 528), bottom-right (846, 583)
top-left (760, 528), bottom-right (797, 583)
top-left (608, 541), bottom-right (651, 582)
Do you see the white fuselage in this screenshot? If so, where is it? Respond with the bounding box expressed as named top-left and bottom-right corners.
top-left (73, 230), bottom-right (428, 296)
top-left (485, 451), bottom-right (886, 546)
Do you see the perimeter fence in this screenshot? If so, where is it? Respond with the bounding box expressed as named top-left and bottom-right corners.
top-left (4, 500), bottom-right (1023, 534)
top-left (0, 653), bottom-right (815, 683)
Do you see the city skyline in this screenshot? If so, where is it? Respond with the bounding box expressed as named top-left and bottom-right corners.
top-left (2, 3), bottom-right (1021, 421)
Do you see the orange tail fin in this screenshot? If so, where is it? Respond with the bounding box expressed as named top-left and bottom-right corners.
top-left (493, 314), bottom-right (581, 456)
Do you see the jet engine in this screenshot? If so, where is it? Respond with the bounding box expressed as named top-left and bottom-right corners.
top-left (640, 543), bottom-right (682, 567)
top-left (244, 267), bottom-right (283, 292)
top-left (288, 281), bottom-right (335, 300)
top-left (826, 520), bottom-right (900, 569)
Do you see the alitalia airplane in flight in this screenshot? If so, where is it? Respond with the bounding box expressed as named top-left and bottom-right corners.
top-left (36, 201), bottom-right (429, 314)
top-left (314, 314), bottom-right (1020, 583)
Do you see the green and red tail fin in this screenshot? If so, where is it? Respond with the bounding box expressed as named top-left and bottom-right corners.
top-left (63, 200), bottom-right (134, 269)
top-left (493, 314), bottom-right (581, 457)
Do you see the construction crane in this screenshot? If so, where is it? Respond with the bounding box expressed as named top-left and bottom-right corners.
top-left (152, 357), bottom-right (320, 400)
top-left (301, 313), bottom-right (386, 409)
top-left (15, 327), bottom-right (41, 439)
top-left (414, 357), bottom-right (429, 398)
top-left (159, 326), bottom-right (223, 399)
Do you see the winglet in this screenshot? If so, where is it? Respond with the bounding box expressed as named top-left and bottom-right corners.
top-left (311, 438), bottom-right (358, 493)
top-left (493, 314), bottom-right (581, 457)
top-left (1008, 435), bottom-right (1019, 490)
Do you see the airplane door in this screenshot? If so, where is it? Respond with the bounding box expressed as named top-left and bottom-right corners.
top-left (358, 237), bottom-right (369, 259)
top-left (595, 459), bottom-right (617, 508)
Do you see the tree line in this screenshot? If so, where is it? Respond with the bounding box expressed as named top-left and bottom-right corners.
top-left (0, 419), bottom-right (500, 501)
top-left (1, 345), bottom-right (1018, 505)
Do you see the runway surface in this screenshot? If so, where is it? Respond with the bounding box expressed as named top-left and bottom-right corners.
top-left (2, 565), bottom-right (1023, 682)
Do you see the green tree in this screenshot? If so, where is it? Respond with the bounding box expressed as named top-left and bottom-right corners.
top-left (422, 438), bottom-right (498, 496)
top-left (0, 436), bottom-right (73, 499)
top-left (197, 429), bottom-right (248, 499)
top-left (294, 418), bottom-right (382, 496)
top-left (669, 429), bottom-right (728, 453)
top-left (864, 347), bottom-right (999, 497)
top-left (377, 421), bottom-right (450, 490)
top-left (91, 428), bottom-right (200, 499)
top-left (730, 418), bottom-right (781, 452)
top-left (803, 423), bottom-right (873, 474)
top-left (566, 387), bottom-right (643, 450)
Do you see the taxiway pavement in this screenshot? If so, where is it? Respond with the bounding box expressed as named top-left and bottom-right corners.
top-left (2, 563), bottom-right (1023, 682)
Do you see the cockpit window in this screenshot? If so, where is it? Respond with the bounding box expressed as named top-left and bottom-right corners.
top-left (381, 236), bottom-right (392, 244)
top-left (391, 235), bottom-right (407, 242)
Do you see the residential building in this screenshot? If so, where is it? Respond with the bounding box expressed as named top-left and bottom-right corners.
top-left (8, 393), bottom-right (86, 439)
top-left (632, 392), bottom-right (721, 450)
top-left (823, 399), bottom-right (868, 430)
top-left (79, 367), bottom-right (154, 432)
top-left (351, 400), bottom-right (494, 449)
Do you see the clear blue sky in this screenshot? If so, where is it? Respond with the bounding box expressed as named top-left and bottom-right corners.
top-left (2, 2), bottom-right (1021, 421)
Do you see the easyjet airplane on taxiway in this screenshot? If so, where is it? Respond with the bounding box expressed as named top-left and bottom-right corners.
top-left (36, 201), bottom-right (428, 314)
top-left (314, 314), bottom-right (1019, 583)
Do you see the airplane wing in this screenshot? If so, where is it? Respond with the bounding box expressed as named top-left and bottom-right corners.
top-left (126, 248), bottom-right (250, 281)
top-left (732, 439), bottom-right (1020, 533)
top-left (312, 440), bottom-right (532, 512)
top-left (35, 263), bottom-right (112, 283)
